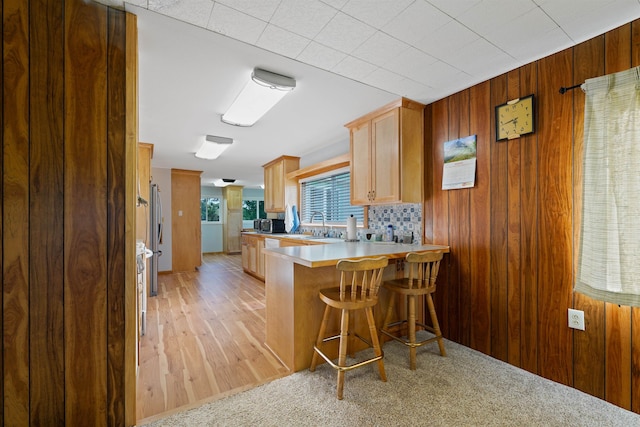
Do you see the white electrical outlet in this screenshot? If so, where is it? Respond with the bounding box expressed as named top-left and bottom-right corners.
top-left (568, 309), bottom-right (585, 330)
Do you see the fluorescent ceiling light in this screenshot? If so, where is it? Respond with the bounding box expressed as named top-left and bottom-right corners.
top-left (221, 68), bottom-right (296, 127)
top-left (195, 135), bottom-right (233, 160)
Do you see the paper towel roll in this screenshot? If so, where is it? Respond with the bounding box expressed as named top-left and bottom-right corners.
top-left (346, 215), bottom-right (357, 241)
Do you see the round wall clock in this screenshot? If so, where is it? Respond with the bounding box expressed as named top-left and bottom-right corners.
top-left (495, 94), bottom-right (535, 141)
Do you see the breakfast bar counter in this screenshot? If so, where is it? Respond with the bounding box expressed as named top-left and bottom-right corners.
top-left (263, 241), bottom-right (449, 372)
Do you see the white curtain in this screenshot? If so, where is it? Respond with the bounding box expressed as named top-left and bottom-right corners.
top-left (575, 66), bottom-right (640, 307)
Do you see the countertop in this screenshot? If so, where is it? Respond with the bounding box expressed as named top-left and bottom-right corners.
top-left (263, 241), bottom-right (450, 268)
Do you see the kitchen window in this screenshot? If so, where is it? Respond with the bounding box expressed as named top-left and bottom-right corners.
top-left (201, 197), bottom-right (221, 222)
top-left (301, 171), bottom-right (363, 224)
top-left (243, 199), bottom-right (266, 221)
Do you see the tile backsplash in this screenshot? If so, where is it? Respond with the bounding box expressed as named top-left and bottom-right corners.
top-left (299, 203), bottom-right (422, 244)
top-left (367, 203), bottom-right (422, 245)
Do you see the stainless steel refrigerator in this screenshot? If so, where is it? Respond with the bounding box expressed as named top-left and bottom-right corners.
top-left (149, 183), bottom-right (163, 296)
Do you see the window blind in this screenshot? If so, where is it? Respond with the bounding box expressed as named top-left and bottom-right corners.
top-left (301, 172), bottom-right (363, 224)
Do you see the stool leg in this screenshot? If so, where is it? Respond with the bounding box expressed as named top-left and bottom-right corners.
top-left (426, 293), bottom-right (446, 357)
top-left (408, 294), bottom-right (417, 370)
top-left (366, 306), bottom-right (387, 382)
top-left (310, 304), bottom-right (331, 372)
top-left (380, 292), bottom-right (396, 345)
top-left (336, 309), bottom-right (350, 400)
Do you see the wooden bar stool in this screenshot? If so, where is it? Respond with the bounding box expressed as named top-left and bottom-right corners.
top-left (380, 251), bottom-right (445, 370)
top-left (309, 256), bottom-right (389, 400)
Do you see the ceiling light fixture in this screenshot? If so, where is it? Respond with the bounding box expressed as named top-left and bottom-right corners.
top-left (221, 68), bottom-right (296, 127)
top-left (213, 178), bottom-right (235, 187)
top-left (195, 135), bottom-right (233, 159)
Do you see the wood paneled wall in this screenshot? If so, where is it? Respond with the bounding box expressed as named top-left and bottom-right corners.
top-left (425, 18), bottom-right (640, 413)
top-left (1, 0), bottom-right (137, 425)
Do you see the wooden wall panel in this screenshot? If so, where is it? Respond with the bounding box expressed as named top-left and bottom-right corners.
top-left (537, 48), bottom-right (574, 386)
top-left (29, 0), bottom-right (65, 423)
top-left (489, 74), bottom-right (508, 362)
top-left (430, 99), bottom-right (450, 337)
top-left (107, 8), bottom-right (128, 425)
top-left (506, 70), bottom-right (522, 368)
top-left (125, 13), bottom-right (139, 425)
top-left (65, 0), bottom-right (109, 424)
top-left (0, 0), bottom-right (4, 421)
top-left (3, 0), bottom-right (30, 423)
top-left (469, 81), bottom-right (491, 354)
top-left (456, 89), bottom-right (472, 347)
top-left (425, 15), bottom-right (640, 417)
top-left (603, 22), bottom-right (633, 410)
top-left (632, 20), bottom-right (640, 415)
top-left (572, 35), bottom-right (606, 400)
top-left (519, 62), bottom-right (538, 375)
top-left (446, 92), bottom-right (462, 343)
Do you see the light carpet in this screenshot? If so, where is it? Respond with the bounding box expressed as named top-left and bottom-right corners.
top-left (139, 333), bottom-right (640, 426)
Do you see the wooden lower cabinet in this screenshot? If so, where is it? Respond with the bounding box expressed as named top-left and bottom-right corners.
top-left (242, 235), bottom-right (322, 280)
top-left (242, 234), bottom-right (266, 280)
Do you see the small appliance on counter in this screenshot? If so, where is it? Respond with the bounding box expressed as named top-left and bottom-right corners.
top-left (253, 219), bottom-right (262, 230)
top-left (260, 218), bottom-right (286, 233)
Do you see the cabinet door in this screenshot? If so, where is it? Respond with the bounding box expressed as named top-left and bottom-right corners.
top-left (226, 211), bottom-right (243, 254)
top-left (241, 239), bottom-right (250, 271)
top-left (264, 160), bottom-right (285, 212)
top-left (256, 239), bottom-right (265, 279)
top-left (371, 108), bottom-right (400, 204)
top-left (350, 121), bottom-right (372, 205)
top-left (248, 241), bottom-right (257, 273)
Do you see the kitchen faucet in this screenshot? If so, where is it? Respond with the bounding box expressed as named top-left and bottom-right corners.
top-left (310, 211), bottom-right (326, 236)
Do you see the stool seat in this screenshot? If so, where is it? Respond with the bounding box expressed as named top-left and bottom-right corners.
top-left (380, 251), bottom-right (445, 370)
top-left (309, 256), bottom-right (389, 400)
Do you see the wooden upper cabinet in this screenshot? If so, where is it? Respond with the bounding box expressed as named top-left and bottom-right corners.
top-left (346, 98), bottom-right (425, 206)
top-left (263, 155), bottom-right (300, 212)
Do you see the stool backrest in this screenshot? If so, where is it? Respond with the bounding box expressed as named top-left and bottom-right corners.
top-left (336, 257), bottom-right (388, 302)
top-left (405, 251), bottom-right (443, 291)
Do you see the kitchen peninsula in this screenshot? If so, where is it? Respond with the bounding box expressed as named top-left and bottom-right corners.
top-left (263, 241), bottom-right (449, 372)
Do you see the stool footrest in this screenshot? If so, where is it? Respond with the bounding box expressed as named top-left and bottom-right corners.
top-left (380, 321), bottom-right (440, 349)
top-left (313, 345), bottom-right (384, 373)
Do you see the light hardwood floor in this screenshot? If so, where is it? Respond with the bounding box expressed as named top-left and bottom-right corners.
top-left (136, 253), bottom-right (290, 422)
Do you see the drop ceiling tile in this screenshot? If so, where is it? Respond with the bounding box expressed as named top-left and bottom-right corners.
top-left (207, 3), bottom-right (267, 44)
top-left (215, 0), bottom-right (281, 22)
top-left (270, 0), bottom-right (338, 39)
top-left (321, 0), bottom-right (348, 9)
top-left (457, 0), bottom-right (539, 36)
top-left (361, 67), bottom-right (405, 91)
top-left (331, 55), bottom-right (378, 80)
top-left (149, 0), bottom-right (214, 27)
top-left (426, 0), bottom-right (482, 18)
top-left (256, 25), bottom-right (311, 58)
top-left (351, 31), bottom-right (410, 67)
top-left (415, 59), bottom-right (464, 88)
top-left (510, 25), bottom-right (572, 63)
top-left (383, 0), bottom-right (451, 46)
top-left (415, 20), bottom-right (479, 61)
top-left (538, 0), bottom-right (640, 43)
top-left (486, 8), bottom-right (572, 63)
top-left (446, 38), bottom-right (518, 81)
top-left (341, 0), bottom-right (413, 28)
top-left (383, 47), bottom-right (438, 84)
top-left (314, 12), bottom-right (376, 54)
top-left (297, 41), bottom-right (347, 70)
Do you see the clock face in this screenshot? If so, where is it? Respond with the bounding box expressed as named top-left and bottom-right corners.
top-left (496, 94), bottom-right (535, 141)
